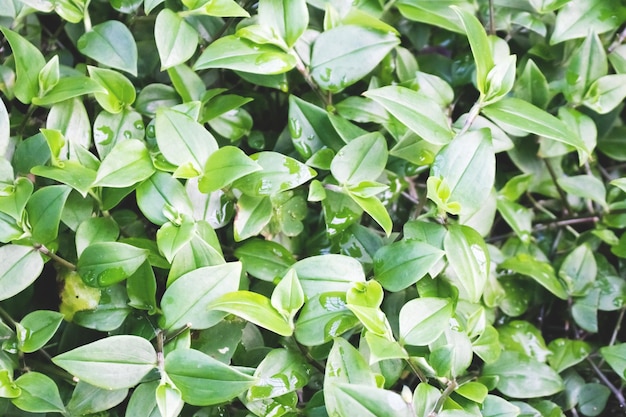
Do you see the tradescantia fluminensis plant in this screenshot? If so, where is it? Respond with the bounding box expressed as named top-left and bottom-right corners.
top-left (3, 0), bottom-right (626, 415)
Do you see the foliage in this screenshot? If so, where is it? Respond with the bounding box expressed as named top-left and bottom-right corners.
top-left (2, 0), bottom-right (626, 416)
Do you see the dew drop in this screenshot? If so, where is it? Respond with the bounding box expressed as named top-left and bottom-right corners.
top-left (123, 130), bottom-right (132, 139)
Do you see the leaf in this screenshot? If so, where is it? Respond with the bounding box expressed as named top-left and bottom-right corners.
top-left (396, 0), bottom-right (474, 33)
top-left (444, 224), bottom-right (490, 303)
top-left (31, 162), bottom-right (96, 197)
top-left (559, 244), bottom-right (597, 296)
top-left (325, 337), bottom-right (376, 386)
top-left (548, 338), bottom-right (591, 373)
top-left (88, 66), bottom-right (137, 113)
top-left (161, 262), bottom-right (241, 330)
top-left (75, 217), bottom-right (120, 259)
top-left (564, 31), bottom-right (607, 103)
top-left (451, 6), bottom-right (494, 94)
top-left (233, 194), bottom-right (272, 241)
top-left (77, 242), bottom-right (149, 287)
top-left (199, 146), bottom-right (261, 193)
top-left (94, 108), bottom-right (145, 158)
top-left (600, 343), bottom-right (626, 379)
top-left (500, 253), bottom-right (568, 300)
top-left (156, 217), bottom-right (196, 263)
top-left (67, 381), bottom-right (128, 416)
top-left (582, 74), bottom-right (626, 114)
top-left (482, 97), bottom-right (589, 161)
top-left (295, 292), bottom-right (359, 346)
top-left (364, 86), bottom-right (453, 145)
top-left (551, 0), bottom-right (623, 44)
top-left (292, 254), bottom-right (366, 298)
top-left (125, 381), bottom-right (159, 417)
top-left (271, 269), bottom-right (304, 322)
top-left (483, 351), bottom-right (564, 398)
top-left (164, 348), bottom-right (257, 406)
top-left (26, 184), bottom-right (71, 244)
top-left (249, 349), bottom-right (310, 400)
top-left (183, 0), bottom-right (249, 16)
top-left (326, 383), bottom-right (412, 417)
top-left (17, 310), bottom-right (64, 353)
top-left (234, 239), bottom-right (295, 282)
top-left (155, 108), bottom-right (218, 173)
top-left (0, 370), bottom-right (21, 398)
top-left (136, 171), bottom-right (194, 226)
top-left (399, 297), bottom-right (453, 346)
top-left (0, 99), bottom-right (8, 149)
top-left (0, 27), bottom-right (46, 104)
top-left (331, 133), bottom-right (387, 185)
top-left (194, 35), bottom-right (296, 74)
top-left (209, 291), bottom-right (293, 336)
top-left (373, 240), bottom-right (445, 291)
top-left (514, 59), bottom-right (550, 109)
top-left (431, 128), bottom-right (495, 217)
top-left (258, 0), bottom-right (308, 48)
top-left (52, 335), bottom-right (157, 390)
top-left (77, 21), bottom-right (138, 75)
top-left (155, 9), bottom-right (198, 70)
top-left (481, 395), bottom-right (521, 417)
top-left (126, 260), bottom-right (158, 313)
top-left (347, 191), bottom-right (393, 237)
top-left (12, 372), bottom-right (66, 414)
top-left (93, 139), bottom-right (155, 188)
top-left (156, 380), bottom-right (184, 417)
top-left (310, 25), bottom-right (399, 93)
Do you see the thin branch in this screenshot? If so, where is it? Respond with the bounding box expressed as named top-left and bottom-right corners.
top-left (405, 358), bottom-right (428, 384)
top-left (33, 244), bottom-right (76, 270)
top-left (488, 0), bottom-right (496, 35)
top-left (293, 51), bottom-right (330, 107)
top-left (587, 357), bottom-right (626, 409)
top-left (609, 26), bottom-right (626, 52)
top-left (544, 159), bottom-right (572, 216)
top-left (429, 379), bottom-right (458, 417)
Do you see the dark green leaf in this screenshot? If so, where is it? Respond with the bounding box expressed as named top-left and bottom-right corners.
top-left (12, 372), bottom-right (65, 414)
top-left (0, 27), bottom-right (46, 104)
top-left (77, 242), bottom-right (149, 287)
top-left (500, 253), bottom-right (568, 300)
top-left (374, 240), bottom-right (444, 291)
top-left (26, 184), bottom-right (71, 244)
top-left (17, 310), bottom-right (63, 353)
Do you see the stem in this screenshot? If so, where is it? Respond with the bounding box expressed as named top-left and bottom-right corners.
top-left (609, 308), bottom-right (626, 348)
top-left (488, 0), bottom-right (496, 35)
top-left (429, 379), bottom-right (458, 417)
top-left (164, 323), bottom-right (192, 344)
top-left (609, 26), bottom-right (626, 52)
top-left (33, 244), bottom-right (76, 270)
top-left (382, 0), bottom-right (398, 17)
top-left (544, 159), bottom-right (572, 216)
top-left (293, 51), bottom-right (329, 107)
top-left (587, 358), bottom-right (626, 409)
top-left (0, 306), bottom-right (17, 327)
top-left (405, 358), bottom-right (428, 383)
top-left (457, 100), bottom-right (482, 137)
top-left (156, 330), bottom-right (165, 372)
top-left (83, 8), bottom-right (92, 32)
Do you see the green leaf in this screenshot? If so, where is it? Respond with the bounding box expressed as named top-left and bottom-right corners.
top-left (38, 55), bottom-right (59, 96)
top-left (125, 382), bottom-right (159, 417)
top-left (17, 310), bottom-right (63, 353)
top-left (194, 35), bottom-right (296, 74)
top-left (0, 370), bottom-right (21, 398)
top-left (258, 0), bottom-right (308, 48)
top-left (77, 21), bottom-right (138, 75)
top-left (67, 381), bottom-right (128, 416)
top-left (550, 0), bottom-right (623, 44)
top-left (331, 133), bottom-right (387, 186)
top-left (325, 337), bottom-right (376, 386)
top-left (249, 349), bottom-right (310, 400)
top-left (325, 382), bottom-right (413, 417)
top-left (199, 146), bottom-right (261, 193)
top-left (310, 25), bottom-right (399, 93)
top-left (0, 27), bottom-right (46, 104)
top-left (156, 218), bottom-right (196, 263)
top-left (88, 66), bottom-right (137, 113)
top-left (364, 86), bottom-right (453, 145)
top-left (93, 139), bottom-right (155, 188)
top-left (94, 108), bottom-right (145, 158)
top-left (481, 395), bottom-right (521, 417)
top-left (183, 0), bottom-right (249, 16)
top-left (161, 262), bottom-right (241, 330)
top-left (0, 99), bottom-right (8, 149)
top-left (451, 6), bottom-right (494, 94)
top-left (431, 129), bottom-right (495, 217)
top-left (500, 253), bottom-right (568, 300)
top-left (26, 184), bottom-right (71, 244)
top-left (32, 76), bottom-right (107, 107)
top-left (548, 338), bottom-right (591, 373)
top-left (565, 31), bottom-right (607, 103)
top-left (293, 254), bottom-right (366, 298)
top-left (578, 383), bottom-right (610, 417)
top-left (209, 291), bottom-right (293, 336)
top-left (75, 217), bottom-right (120, 258)
top-left (271, 269), bottom-right (304, 322)
top-left (396, 0), bottom-right (474, 33)
top-left (164, 348), bottom-right (257, 406)
top-left (233, 194), bottom-right (272, 241)
top-left (155, 9), bottom-right (198, 70)
top-left (234, 239), bottom-right (295, 282)
top-left (399, 297), bottom-right (453, 346)
top-left (374, 240), bottom-right (444, 291)
top-left (346, 280), bottom-right (392, 338)
top-left (558, 244), bottom-right (597, 296)
top-left (52, 335), bottom-right (157, 390)
top-left (514, 59), bottom-right (550, 109)
top-left (347, 191), bottom-right (393, 236)
top-left (295, 292), bottom-right (359, 346)
top-left (498, 320), bottom-right (551, 363)
top-left (482, 351), bottom-right (564, 398)
top-left (482, 97), bottom-right (589, 162)
top-left (31, 162), bottom-right (96, 197)
top-left (126, 260), bottom-right (158, 313)
top-left (12, 372), bottom-right (66, 414)
top-left (136, 171), bottom-right (193, 226)
top-left (496, 197), bottom-right (532, 244)
top-left (582, 74), bottom-right (626, 114)
top-left (600, 343), bottom-right (626, 379)
top-left (443, 224), bottom-right (490, 303)
top-left (77, 242), bottom-right (149, 287)
top-left (155, 108), bottom-right (218, 173)
top-left (156, 380), bottom-right (184, 417)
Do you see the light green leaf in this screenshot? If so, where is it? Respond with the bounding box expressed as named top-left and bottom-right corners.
top-left (199, 146), bottom-right (261, 193)
top-left (558, 175), bottom-right (607, 211)
top-left (66, 381), bottom-right (128, 416)
top-left (136, 171), bottom-right (194, 226)
top-left (32, 76), bottom-right (106, 107)
top-left (156, 380), bottom-right (184, 417)
top-left (396, 0), bottom-right (474, 33)
top-left (496, 197), bottom-right (532, 244)
top-left (233, 194), bottom-right (272, 241)
top-left (183, 0), bottom-right (249, 16)
top-left (374, 240), bottom-right (444, 291)
top-left (93, 139), bottom-right (155, 188)
top-left (161, 262), bottom-right (241, 330)
top-left (325, 383), bottom-right (412, 417)
top-left (52, 335), bottom-right (157, 390)
top-left (155, 108), bottom-right (218, 172)
top-left (325, 337), bottom-right (376, 386)
top-left (249, 349), bottom-right (310, 400)
top-left (88, 66), bottom-right (137, 114)
top-left (565, 31), bottom-right (607, 103)
top-left (0, 27), bottom-right (46, 104)
top-left (0, 370), bottom-right (21, 398)
top-left (482, 97), bottom-right (588, 162)
top-left (17, 310), bottom-right (63, 353)
top-left (258, 0), bottom-right (308, 48)
top-left (194, 35), bottom-right (296, 74)
top-left (551, 0), bottom-right (623, 44)
top-left (310, 25), bottom-right (399, 93)
top-left (481, 395), bottom-right (521, 417)
top-left (483, 351), bottom-right (564, 398)
top-left (26, 184), bottom-right (71, 244)
top-left (559, 244), bottom-right (597, 296)
top-left (600, 343), bottom-right (626, 379)
top-left (165, 348), bottom-right (257, 406)
top-left (452, 6), bottom-right (494, 94)
top-left (77, 242), bottom-right (149, 287)
top-left (209, 290), bottom-right (293, 336)
top-left (77, 21), bottom-right (138, 75)
top-left (38, 55), bottom-right (59, 96)
top-left (444, 224), bottom-right (490, 303)
top-left (155, 9), bottom-right (198, 70)
top-left (0, 99), bottom-right (8, 150)
top-left (94, 108), bottom-right (145, 159)
top-left (548, 338), bottom-right (591, 373)
top-left (399, 297), bottom-right (453, 346)
top-left (364, 86), bottom-right (453, 145)
top-left (271, 269), bottom-right (304, 322)
top-left (294, 292), bottom-right (359, 346)
top-left (331, 133), bottom-right (387, 186)
top-left (347, 191), bottom-right (392, 236)
top-left (234, 239), bottom-right (295, 282)
top-left (75, 216), bottom-right (120, 259)
top-left (292, 254), bottom-right (366, 298)
top-left (125, 381), bottom-right (159, 417)
top-left (31, 162), bottom-right (96, 197)
top-left (514, 59), bottom-right (550, 109)
top-left (583, 74), bottom-right (626, 114)
top-left (12, 372), bottom-right (66, 414)
top-left (500, 254), bottom-right (568, 300)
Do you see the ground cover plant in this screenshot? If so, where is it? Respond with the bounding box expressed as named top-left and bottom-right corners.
top-left (2, 0), bottom-right (626, 416)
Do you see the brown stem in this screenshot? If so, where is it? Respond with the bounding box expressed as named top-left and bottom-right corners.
top-left (587, 358), bottom-right (626, 409)
top-left (488, 0), bottom-right (496, 35)
top-left (429, 379), bottom-right (458, 417)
